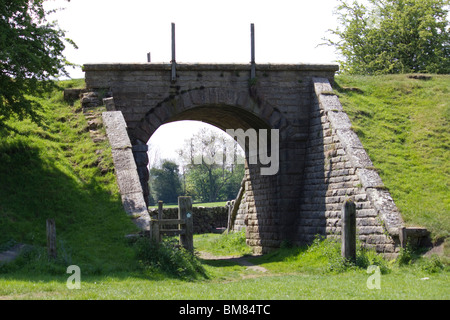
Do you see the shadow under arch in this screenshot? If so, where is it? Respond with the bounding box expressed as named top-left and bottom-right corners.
top-left (129, 87), bottom-right (289, 145)
top-left (166, 104), bottom-right (272, 132)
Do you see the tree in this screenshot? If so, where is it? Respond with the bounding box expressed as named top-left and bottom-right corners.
top-left (150, 160), bottom-right (182, 204)
top-left (177, 128), bottom-right (245, 203)
top-left (0, 0), bottom-right (76, 130)
top-left (323, 0), bottom-right (450, 74)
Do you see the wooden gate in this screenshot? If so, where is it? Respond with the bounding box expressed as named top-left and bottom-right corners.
top-left (150, 196), bottom-right (194, 252)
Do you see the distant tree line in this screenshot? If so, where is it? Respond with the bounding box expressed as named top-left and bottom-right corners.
top-left (148, 128), bottom-right (245, 205)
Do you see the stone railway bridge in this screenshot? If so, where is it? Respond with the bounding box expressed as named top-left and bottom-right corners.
top-left (82, 62), bottom-right (426, 257)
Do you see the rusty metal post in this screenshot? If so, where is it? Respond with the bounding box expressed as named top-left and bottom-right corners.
top-left (250, 23), bottom-right (256, 80)
top-left (171, 22), bottom-right (176, 82)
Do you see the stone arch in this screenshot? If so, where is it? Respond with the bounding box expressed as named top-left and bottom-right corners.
top-left (128, 87), bottom-right (288, 145)
top-left (127, 87), bottom-right (290, 254)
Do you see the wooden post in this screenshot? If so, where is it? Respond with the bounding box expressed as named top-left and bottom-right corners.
top-left (341, 199), bottom-right (356, 263)
top-left (150, 219), bottom-right (160, 243)
top-left (158, 200), bottom-right (163, 220)
top-left (226, 201), bottom-right (232, 233)
top-left (228, 178), bottom-right (246, 232)
top-left (399, 226), bottom-right (407, 248)
top-left (178, 196), bottom-right (193, 252)
top-left (46, 219), bottom-right (57, 259)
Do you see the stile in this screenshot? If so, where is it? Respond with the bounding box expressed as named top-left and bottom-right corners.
top-left (149, 198), bottom-right (193, 252)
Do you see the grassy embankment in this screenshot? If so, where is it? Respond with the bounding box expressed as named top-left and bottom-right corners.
top-left (335, 74), bottom-right (449, 242)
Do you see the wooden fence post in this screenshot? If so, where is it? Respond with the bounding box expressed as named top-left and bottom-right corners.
top-left (399, 226), bottom-right (407, 248)
top-left (178, 196), bottom-right (193, 252)
top-left (150, 219), bottom-right (160, 243)
top-left (226, 200), bottom-right (232, 234)
top-left (341, 199), bottom-right (356, 263)
top-left (46, 219), bottom-right (57, 259)
top-left (228, 179), bottom-right (245, 232)
top-left (158, 200), bottom-right (163, 220)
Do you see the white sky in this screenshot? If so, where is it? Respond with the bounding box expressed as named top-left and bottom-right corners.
top-left (45, 0), bottom-right (342, 162)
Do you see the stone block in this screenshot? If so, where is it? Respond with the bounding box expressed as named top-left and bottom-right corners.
top-left (327, 111), bottom-right (352, 130)
top-left (319, 94), bottom-right (343, 112)
top-left (102, 111), bottom-right (132, 149)
top-left (111, 149), bottom-right (137, 171)
top-left (116, 169), bottom-right (143, 195)
top-left (365, 188), bottom-right (404, 235)
top-left (121, 192), bottom-right (147, 214)
top-left (312, 77), bottom-right (333, 97)
top-left (146, 113), bottom-right (162, 130)
top-left (336, 129), bottom-right (364, 150)
top-left (132, 150), bottom-right (149, 167)
top-left (357, 168), bottom-right (384, 189)
top-left (346, 147), bottom-right (374, 169)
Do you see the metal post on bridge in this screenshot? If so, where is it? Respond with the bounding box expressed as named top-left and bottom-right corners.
top-left (171, 22), bottom-right (177, 82)
top-left (250, 23), bottom-right (256, 80)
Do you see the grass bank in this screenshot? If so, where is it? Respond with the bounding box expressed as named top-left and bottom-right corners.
top-left (0, 79), bottom-right (139, 274)
top-left (335, 74), bottom-right (449, 242)
top-left (1, 233), bottom-right (448, 300)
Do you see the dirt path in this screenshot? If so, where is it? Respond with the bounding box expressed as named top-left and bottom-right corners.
top-left (197, 251), bottom-right (268, 273)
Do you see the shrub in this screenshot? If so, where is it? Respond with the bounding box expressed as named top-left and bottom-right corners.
top-left (306, 235), bottom-right (391, 274)
top-left (133, 237), bottom-right (207, 280)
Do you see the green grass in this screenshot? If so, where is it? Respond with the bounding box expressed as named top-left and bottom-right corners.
top-left (1, 234), bottom-right (448, 300)
top-left (0, 79), bottom-right (139, 274)
top-left (335, 74), bottom-right (449, 241)
top-left (0, 271), bottom-right (448, 300)
top-left (194, 230), bottom-right (253, 257)
top-left (0, 76), bottom-right (449, 300)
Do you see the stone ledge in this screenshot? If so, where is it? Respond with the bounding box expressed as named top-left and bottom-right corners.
top-left (399, 227), bottom-right (431, 248)
top-left (102, 111), bottom-right (132, 149)
top-left (365, 187), bottom-right (404, 236)
top-left (102, 111), bottom-right (151, 231)
top-left (83, 63), bottom-right (340, 72)
top-left (357, 168), bottom-right (385, 189)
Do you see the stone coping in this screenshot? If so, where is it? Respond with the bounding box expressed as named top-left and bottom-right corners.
top-left (83, 62), bottom-right (339, 72)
